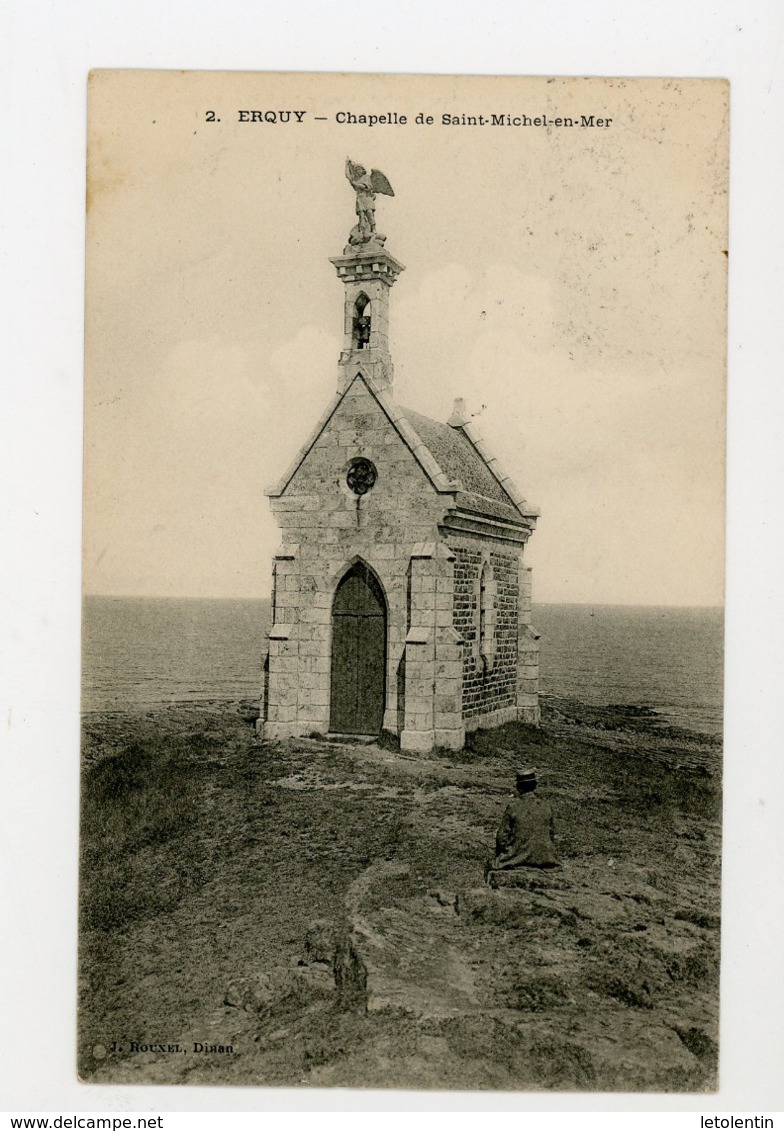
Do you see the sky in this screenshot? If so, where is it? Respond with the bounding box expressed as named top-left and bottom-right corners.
top-left (83, 71), bottom-right (728, 605)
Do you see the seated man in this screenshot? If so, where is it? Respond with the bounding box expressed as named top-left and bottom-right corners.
top-left (489, 768), bottom-right (560, 875)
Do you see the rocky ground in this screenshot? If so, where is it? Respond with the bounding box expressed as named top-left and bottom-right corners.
top-left (78, 696), bottom-right (721, 1092)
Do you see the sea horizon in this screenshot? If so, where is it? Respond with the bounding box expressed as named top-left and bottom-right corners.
top-left (84, 592), bottom-right (724, 610)
top-left (81, 595), bottom-right (724, 736)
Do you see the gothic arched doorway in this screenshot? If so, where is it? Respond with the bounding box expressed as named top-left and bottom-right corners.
top-left (330, 561), bottom-right (387, 735)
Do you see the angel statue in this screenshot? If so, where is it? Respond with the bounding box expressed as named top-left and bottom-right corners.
top-left (345, 158), bottom-right (395, 247)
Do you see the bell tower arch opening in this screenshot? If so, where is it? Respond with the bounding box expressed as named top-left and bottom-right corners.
top-left (352, 293), bottom-right (372, 350)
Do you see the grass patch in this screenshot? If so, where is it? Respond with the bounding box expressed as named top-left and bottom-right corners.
top-left (507, 973), bottom-right (573, 1012)
top-left (80, 732), bottom-right (210, 932)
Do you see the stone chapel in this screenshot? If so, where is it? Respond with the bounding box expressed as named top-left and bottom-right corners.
top-left (258, 163), bottom-right (540, 753)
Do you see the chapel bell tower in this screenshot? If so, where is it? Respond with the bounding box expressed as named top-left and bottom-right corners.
top-left (330, 245), bottom-right (405, 394)
top-left (330, 157), bottom-right (404, 395)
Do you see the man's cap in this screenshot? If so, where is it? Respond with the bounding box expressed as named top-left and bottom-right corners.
top-left (516, 767), bottom-right (538, 785)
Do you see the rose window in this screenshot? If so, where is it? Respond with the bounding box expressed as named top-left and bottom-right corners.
top-left (346, 458), bottom-right (377, 496)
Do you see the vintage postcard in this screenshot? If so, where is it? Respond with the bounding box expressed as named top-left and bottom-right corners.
top-left (80, 71), bottom-right (727, 1091)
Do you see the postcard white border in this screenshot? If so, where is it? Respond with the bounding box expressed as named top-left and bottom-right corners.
top-left (3, 0), bottom-right (783, 1114)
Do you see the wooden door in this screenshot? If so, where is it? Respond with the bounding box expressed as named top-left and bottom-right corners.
top-left (330, 563), bottom-right (386, 735)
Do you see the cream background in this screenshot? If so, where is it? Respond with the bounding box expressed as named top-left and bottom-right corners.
top-left (84, 72), bottom-right (727, 605)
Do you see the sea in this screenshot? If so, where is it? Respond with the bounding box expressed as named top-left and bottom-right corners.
top-left (81, 597), bottom-right (724, 736)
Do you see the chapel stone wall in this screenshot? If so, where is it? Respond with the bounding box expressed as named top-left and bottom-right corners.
top-left (450, 539), bottom-right (521, 729)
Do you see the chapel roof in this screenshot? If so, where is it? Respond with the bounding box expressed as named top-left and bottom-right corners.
top-left (400, 408), bottom-right (513, 506)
